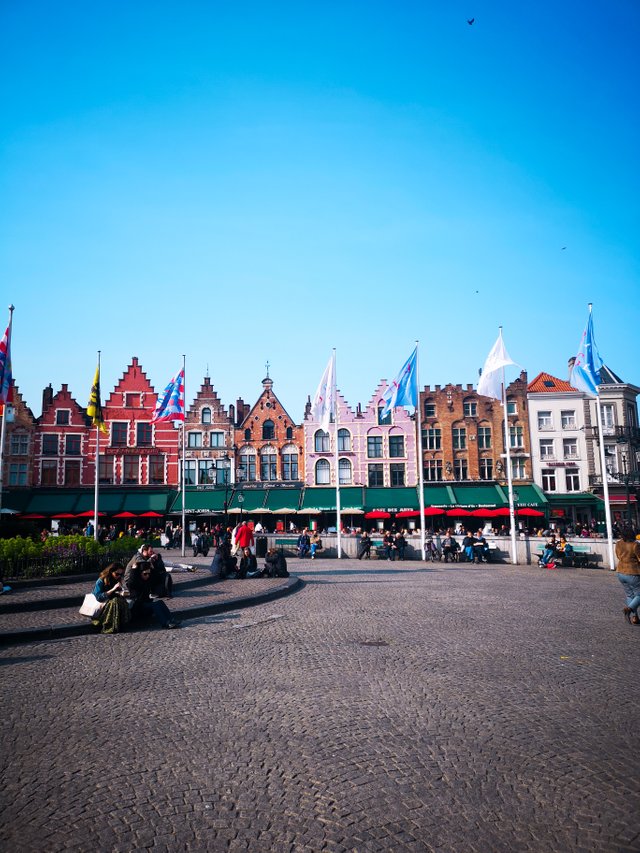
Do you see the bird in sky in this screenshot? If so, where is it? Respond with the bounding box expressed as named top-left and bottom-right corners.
top-left (561, 247), bottom-right (567, 250)
top-left (467, 18), bottom-right (475, 25)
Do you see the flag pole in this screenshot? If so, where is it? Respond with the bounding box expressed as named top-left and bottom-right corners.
top-left (415, 341), bottom-right (426, 560)
top-left (499, 327), bottom-right (518, 565)
top-left (181, 354), bottom-right (186, 558)
top-left (0, 304), bottom-right (15, 520)
top-left (333, 350), bottom-right (342, 558)
top-left (93, 350), bottom-right (101, 541)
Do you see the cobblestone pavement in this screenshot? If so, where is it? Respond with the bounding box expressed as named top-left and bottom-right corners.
top-left (1, 560), bottom-right (638, 852)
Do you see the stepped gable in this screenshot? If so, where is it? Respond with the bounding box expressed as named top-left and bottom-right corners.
top-left (186, 376), bottom-right (229, 420)
top-left (104, 356), bottom-right (157, 409)
top-left (528, 372), bottom-right (578, 393)
top-left (38, 383), bottom-right (90, 427)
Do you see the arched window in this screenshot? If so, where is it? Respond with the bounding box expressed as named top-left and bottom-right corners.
top-left (262, 419), bottom-right (275, 440)
top-left (338, 458), bottom-right (352, 485)
top-left (337, 428), bottom-right (351, 452)
top-left (244, 428), bottom-right (251, 442)
top-left (314, 430), bottom-right (330, 452)
top-left (201, 407), bottom-right (212, 425)
top-left (238, 447), bottom-right (256, 482)
top-left (286, 426), bottom-right (293, 440)
top-left (281, 444), bottom-right (298, 480)
top-left (315, 459), bottom-right (331, 485)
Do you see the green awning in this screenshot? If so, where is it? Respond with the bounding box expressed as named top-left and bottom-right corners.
top-left (170, 489), bottom-right (228, 514)
top-left (122, 490), bottom-right (173, 514)
top-left (299, 487), bottom-right (364, 514)
top-left (545, 493), bottom-right (604, 506)
top-left (228, 490), bottom-right (267, 514)
top-left (363, 487), bottom-right (418, 513)
top-left (263, 488), bottom-right (302, 514)
top-left (74, 491), bottom-right (126, 513)
top-left (3, 491), bottom-right (32, 513)
top-left (450, 484), bottom-right (506, 508)
top-left (422, 485), bottom-right (456, 507)
top-left (512, 484), bottom-right (548, 507)
top-left (26, 492), bottom-right (78, 514)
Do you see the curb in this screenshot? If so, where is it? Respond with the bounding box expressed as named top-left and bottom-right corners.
top-left (0, 576), bottom-right (303, 647)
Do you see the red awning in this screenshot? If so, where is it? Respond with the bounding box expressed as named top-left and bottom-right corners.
top-left (364, 511), bottom-right (391, 519)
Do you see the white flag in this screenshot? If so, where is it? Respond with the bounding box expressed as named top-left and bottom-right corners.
top-left (477, 331), bottom-right (516, 400)
top-left (311, 353), bottom-right (336, 433)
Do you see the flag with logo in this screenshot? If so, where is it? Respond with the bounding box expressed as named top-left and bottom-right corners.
top-left (570, 309), bottom-right (603, 397)
top-left (380, 347), bottom-right (418, 419)
top-left (477, 332), bottom-right (516, 400)
top-left (87, 364), bottom-right (107, 433)
top-left (152, 367), bottom-right (185, 422)
top-left (311, 353), bottom-right (336, 433)
top-left (0, 321), bottom-right (13, 405)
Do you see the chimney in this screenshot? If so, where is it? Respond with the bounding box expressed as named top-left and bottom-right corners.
top-left (568, 357), bottom-right (576, 380)
top-left (42, 384), bottom-right (53, 412)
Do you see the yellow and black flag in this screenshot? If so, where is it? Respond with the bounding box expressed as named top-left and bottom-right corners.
top-left (87, 364), bottom-right (107, 433)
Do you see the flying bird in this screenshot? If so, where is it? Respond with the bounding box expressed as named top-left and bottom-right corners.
top-left (561, 246), bottom-right (567, 250)
top-left (467, 18), bottom-right (475, 25)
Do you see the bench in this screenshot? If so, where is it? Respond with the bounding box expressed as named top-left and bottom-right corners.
top-left (536, 545), bottom-right (593, 568)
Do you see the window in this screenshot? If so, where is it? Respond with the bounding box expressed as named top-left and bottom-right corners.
top-left (367, 435), bottom-right (383, 458)
top-left (64, 460), bottom-right (81, 486)
top-left (286, 426), bottom-right (293, 440)
top-left (368, 464), bottom-right (384, 487)
top-left (98, 455), bottom-right (113, 484)
top-left (463, 401), bottom-right (477, 417)
top-left (209, 432), bottom-right (224, 447)
top-left (136, 423), bottom-right (152, 447)
top-left (423, 428), bottom-right (441, 451)
top-left (125, 393), bottom-right (140, 408)
top-left (506, 400), bottom-right (517, 416)
top-left (452, 427), bottom-right (466, 450)
top-left (42, 434), bottom-right (58, 455)
top-left (389, 435), bottom-right (405, 458)
top-left (477, 426), bottom-right (491, 449)
top-left (315, 459), bottom-right (330, 485)
top-left (198, 460), bottom-right (212, 484)
top-left (10, 434), bottom-right (28, 455)
top-left (9, 463), bottom-right (27, 486)
top-left (260, 453), bottom-right (277, 481)
top-left (561, 410), bottom-right (577, 429)
top-left (337, 429), bottom-right (351, 452)
top-left (509, 425), bottom-right (524, 449)
top-left (424, 401), bottom-right (436, 418)
top-left (149, 455), bottom-right (165, 484)
top-left (566, 469), bottom-right (580, 491)
top-left (601, 404), bottom-right (615, 429)
top-left (123, 455), bottom-right (140, 484)
top-left (201, 408), bottom-right (211, 425)
top-left (282, 453), bottom-right (299, 481)
top-left (537, 411), bottom-right (552, 430)
top-left (542, 468), bottom-right (556, 491)
top-left (187, 432), bottom-right (202, 448)
top-left (56, 410), bottom-right (70, 425)
top-left (390, 463), bottom-right (405, 486)
top-left (338, 458), bottom-right (352, 485)
top-left (244, 428), bottom-right (251, 442)
top-left (262, 420), bottom-right (275, 440)
top-left (563, 438), bottom-right (578, 459)
top-left (111, 423), bottom-right (128, 447)
top-left (424, 460), bottom-right (442, 481)
top-left (65, 434), bottom-right (81, 455)
top-left (183, 460), bottom-right (196, 486)
top-left (511, 458), bottom-right (526, 479)
top-left (539, 439), bottom-right (555, 460)
top-left (314, 430), bottom-right (330, 452)
top-left (377, 406), bottom-right (392, 426)
top-left (454, 459), bottom-right (468, 480)
top-left (479, 459), bottom-right (493, 480)
top-left (238, 451), bottom-right (256, 482)
top-left (41, 460), bottom-right (57, 485)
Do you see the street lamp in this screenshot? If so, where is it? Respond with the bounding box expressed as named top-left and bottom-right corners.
top-left (237, 491), bottom-right (245, 524)
top-left (622, 453), bottom-right (632, 525)
top-left (219, 453), bottom-right (232, 528)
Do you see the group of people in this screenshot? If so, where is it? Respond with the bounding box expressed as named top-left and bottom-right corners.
top-left (90, 543), bottom-right (180, 634)
top-left (296, 529), bottom-right (323, 559)
top-left (209, 541), bottom-right (289, 580)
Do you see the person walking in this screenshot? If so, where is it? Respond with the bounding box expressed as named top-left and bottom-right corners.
top-left (615, 525), bottom-right (640, 625)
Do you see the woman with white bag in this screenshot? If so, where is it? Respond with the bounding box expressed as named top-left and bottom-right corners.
top-left (89, 563), bottom-right (130, 634)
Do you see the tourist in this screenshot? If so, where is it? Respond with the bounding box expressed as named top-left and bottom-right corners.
top-left (91, 563), bottom-right (130, 634)
top-left (614, 525), bottom-right (640, 625)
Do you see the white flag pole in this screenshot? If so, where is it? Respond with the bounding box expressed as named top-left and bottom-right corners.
top-left (181, 354), bottom-right (186, 558)
top-left (415, 341), bottom-right (426, 560)
top-left (595, 391), bottom-right (616, 570)
top-left (0, 304), bottom-right (14, 519)
top-left (93, 350), bottom-right (101, 542)
top-left (498, 328), bottom-right (518, 565)
top-left (333, 349), bottom-right (342, 558)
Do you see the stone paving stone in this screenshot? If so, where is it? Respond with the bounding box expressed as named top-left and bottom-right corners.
top-left (0, 560), bottom-right (639, 851)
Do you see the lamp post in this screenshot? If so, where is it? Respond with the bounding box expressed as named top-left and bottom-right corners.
top-left (221, 453), bottom-right (231, 529)
top-left (622, 453), bottom-right (632, 525)
top-left (237, 491), bottom-right (245, 524)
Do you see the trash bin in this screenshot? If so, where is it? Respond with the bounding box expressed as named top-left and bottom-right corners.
top-left (256, 536), bottom-right (268, 558)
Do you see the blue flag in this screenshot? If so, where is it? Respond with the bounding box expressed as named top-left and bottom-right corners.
top-left (570, 310), bottom-right (603, 397)
top-left (380, 347), bottom-right (418, 419)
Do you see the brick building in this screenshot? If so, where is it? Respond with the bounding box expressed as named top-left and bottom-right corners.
top-left (2, 387), bottom-right (36, 489)
top-left (183, 376), bottom-right (234, 487)
top-left (35, 384), bottom-right (91, 487)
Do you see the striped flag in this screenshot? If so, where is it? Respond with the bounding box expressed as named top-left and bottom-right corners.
top-left (0, 322), bottom-right (12, 405)
top-left (87, 364), bottom-right (107, 433)
top-left (152, 368), bottom-right (185, 422)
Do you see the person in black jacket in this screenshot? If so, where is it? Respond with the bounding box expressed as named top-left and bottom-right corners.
top-left (264, 548), bottom-right (289, 578)
top-left (238, 547), bottom-right (259, 578)
top-left (127, 562), bottom-right (181, 629)
top-left (357, 532), bottom-right (372, 560)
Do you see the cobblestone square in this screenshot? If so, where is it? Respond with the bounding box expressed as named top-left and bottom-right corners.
top-left (1, 560), bottom-right (638, 852)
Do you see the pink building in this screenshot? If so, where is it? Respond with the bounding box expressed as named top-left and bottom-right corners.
top-left (303, 381), bottom-right (418, 488)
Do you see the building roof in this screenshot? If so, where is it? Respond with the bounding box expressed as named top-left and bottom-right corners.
top-left (527, 372), bottom-right (578, 393)
top-left (599, 365), bottom-right (624, 385)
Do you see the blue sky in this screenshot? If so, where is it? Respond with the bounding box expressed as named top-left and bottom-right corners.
top-left (1, 0), bottom-right (638, 419)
